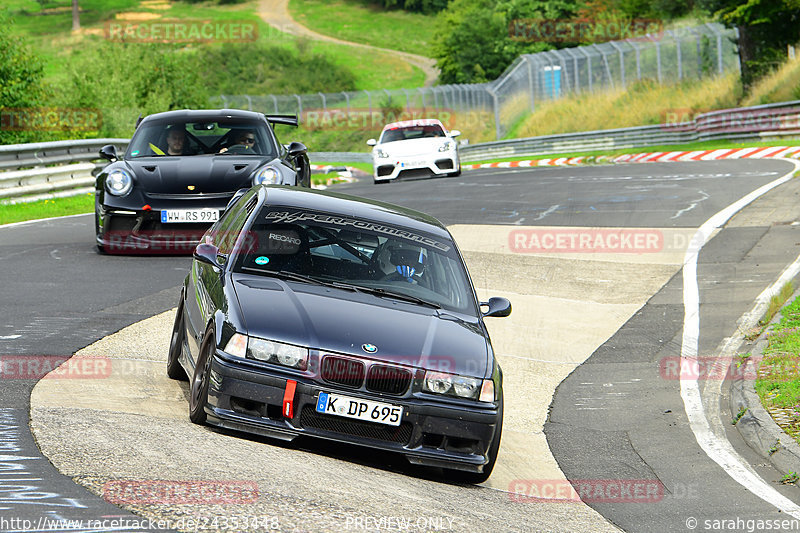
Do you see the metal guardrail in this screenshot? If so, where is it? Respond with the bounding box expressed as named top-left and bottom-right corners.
top-left (1, 100), bottom-right (798, 200)
top-left (0, 139), bottom-right (129, 203)
top-left (458, 100), bottom-right (800, 161)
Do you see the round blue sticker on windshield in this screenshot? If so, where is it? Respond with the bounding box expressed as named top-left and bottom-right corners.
top-left (255, 256), bottom-right (270, 265)
top-left (131, 150), bottom-right (140, 156)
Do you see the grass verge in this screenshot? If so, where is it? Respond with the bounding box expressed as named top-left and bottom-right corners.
top-left (288, 0), bottom-right (436, 57)
top-left (754, 288), bottom-right (800, 443)
top-left (0, 193), bottom-right (94, 225)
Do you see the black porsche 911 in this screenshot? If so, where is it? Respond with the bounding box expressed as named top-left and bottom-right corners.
top-left (167, 185), bottom-right (511, 483)
top-left (94, 109), bottom-right (310, 253)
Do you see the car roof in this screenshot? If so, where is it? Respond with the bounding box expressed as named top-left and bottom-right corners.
top-left (381, 118), bottom-right (444, 132)
top-left (139, 109), bottom-right (267, 125)
top-left (257, 186), bottom-right (452, 239)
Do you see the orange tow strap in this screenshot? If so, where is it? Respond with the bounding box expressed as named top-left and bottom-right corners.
top-left (283, 380), bottom-right (297, 418)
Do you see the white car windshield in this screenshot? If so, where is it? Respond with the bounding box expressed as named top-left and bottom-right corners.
top-left (380, 124), bottom-right (446, 144)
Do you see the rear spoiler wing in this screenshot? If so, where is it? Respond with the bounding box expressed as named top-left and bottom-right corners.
top-left (265, 114), bottom-right (299, 127)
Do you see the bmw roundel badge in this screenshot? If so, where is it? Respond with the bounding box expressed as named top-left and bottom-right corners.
top-left (362, 343), bottom-right (378, 353)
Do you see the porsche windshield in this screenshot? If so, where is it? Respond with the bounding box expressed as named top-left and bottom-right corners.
top-left (234, 209), bottom-right (477, 314)
top-left (127, 119), bottom-right (277, 158)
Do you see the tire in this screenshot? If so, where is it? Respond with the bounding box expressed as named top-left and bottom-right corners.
top-left (448, 168), bottom-right (461, 177)
top-left (167, 298), bottom-right (188, 381)
top-left (189, 335), bottom-right (215, 425)
top-left (448, 397), bottom-right (503, 484)
top-left (94, 211), bottom-right (107, 254)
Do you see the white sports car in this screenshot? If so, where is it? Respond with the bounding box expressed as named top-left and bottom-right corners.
top-left (367, 119), bottom-right (461, 184)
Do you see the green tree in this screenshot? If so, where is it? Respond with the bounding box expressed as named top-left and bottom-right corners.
top-left (698, 0), bottom-right (800, 87)
top-left (432, 0), bottom-right (578, 84)
top-left (0, 10), bottom-right (50, 144)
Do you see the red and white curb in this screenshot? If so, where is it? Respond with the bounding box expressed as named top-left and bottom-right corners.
top-left (464, 145), bottom-right (800, 170)
top-left (613, 146), bottom-right (800, 163)
top-left (466, 157), bottom-right (587, 170)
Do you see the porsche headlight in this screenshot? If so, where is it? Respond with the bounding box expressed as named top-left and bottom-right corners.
top-left (438, 141), bottom-right (453, 152)
top-left (375, 148), bottom-right (390, 159)
top-left (253, 167), bottom-right (280, 186)
top-left (423, 371), bottom-right (487, 401)
top-left (105, 169), bottom-right (133, 196)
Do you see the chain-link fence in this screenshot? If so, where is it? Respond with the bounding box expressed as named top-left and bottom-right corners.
top-left (215, 23), bottom-right (739, 141)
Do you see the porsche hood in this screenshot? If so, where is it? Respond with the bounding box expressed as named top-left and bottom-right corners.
top-left (124, 156), bottom-right (266, 194)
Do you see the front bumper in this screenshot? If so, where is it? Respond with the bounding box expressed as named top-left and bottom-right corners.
top-left (373, 152), bottom-right (460, 182)
top-left (206, 352), bottom-right (501, 473)
top-left (97, 197), bottom-right (231, 253)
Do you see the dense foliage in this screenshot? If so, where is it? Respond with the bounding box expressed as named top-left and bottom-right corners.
top-left (0, 11), bottom-right (51, 144)
top-left (432, 0), bottom-right (799, 88)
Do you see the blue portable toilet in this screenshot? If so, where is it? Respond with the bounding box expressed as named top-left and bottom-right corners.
top-left (541, 66), bottom-right (562, 99)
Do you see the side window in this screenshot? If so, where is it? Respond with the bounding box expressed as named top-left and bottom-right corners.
top-left (212, 194), bottom-right (257, 254)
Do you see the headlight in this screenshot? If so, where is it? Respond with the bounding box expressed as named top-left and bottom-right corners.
top-left (375, 148), bottom-right (390, 159)
top-left (438, 141), bottom-right (453, 152)
top-left (105, 169), bottom-right (133, 196)
top-left (247, 336), bottom-right (308, 370)
top-left (253, 167), bottom-right (280, 185)
top-left (424, 371), bottom-right (489, 401)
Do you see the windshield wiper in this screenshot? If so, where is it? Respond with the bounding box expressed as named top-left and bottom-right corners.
top-left (335, 283), bottom-right (441, 309)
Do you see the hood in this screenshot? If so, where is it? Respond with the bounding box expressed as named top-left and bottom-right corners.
top-left (378, 137), bottom-right (452, 158)
top-left (231, 276), bottom-right (489, 377)
top-left (125, 156), bottom-right (268, 194)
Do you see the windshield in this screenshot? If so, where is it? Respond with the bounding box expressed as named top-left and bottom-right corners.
top-left (233, 208), bottom-right (477, 314)
top-left (127, 118), bottom-right (277, 158)
top-left (380, 123), bottom-right (446, 144)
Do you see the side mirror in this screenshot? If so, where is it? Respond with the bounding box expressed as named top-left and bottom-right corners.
top-left (366, 139), bottom-right (377, 146)
top-left (194, 243), bottom-right (225, 267)
top-left (481, 297), bottom-right (511, 318)
top-left (99, 145), bottom-right (118, 162)
top-left (449, 130), bottom-right (461, 138)
top-left (287, 141), bottom-right (307, 158)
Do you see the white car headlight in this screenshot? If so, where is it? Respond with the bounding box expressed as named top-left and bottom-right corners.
top-left (438, 141), bottom-right (453, 152)
top-left (375, 148), bottom-right (390, 159)
top-left (105, 169), bottom-right (133, 196)
top-left (253, 167), bottom-right (280, 185)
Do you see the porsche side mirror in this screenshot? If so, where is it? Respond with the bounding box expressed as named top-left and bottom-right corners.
top-left (481, 297), bottom-right (511, 318)
top-left (99, 145), bottom-right (118, 162)
top-left (194, 243), bottom-right (224, 267)
top-left (449, 130), bottom-right (461, 138)
top-left (287, 141), bottom-right (307, 158)
top-left (366, 139), bottom-right (377, 146)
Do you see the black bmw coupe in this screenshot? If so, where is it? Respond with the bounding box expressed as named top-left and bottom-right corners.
top-left (94, 109), bottom-right (310, 254)
top-left (167, 185), bottom-right (511, 483)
